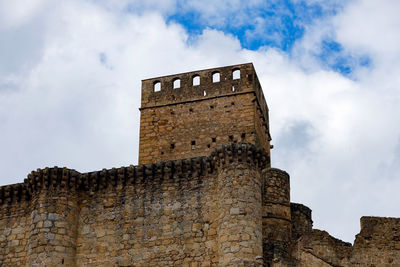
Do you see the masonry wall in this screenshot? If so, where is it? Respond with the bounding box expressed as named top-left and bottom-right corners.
top-left (0, 188), bottom-right (29, 266)
top-left (293, 217), bottom-right (400, 266)
top-left (139, 63), bottom-right (271, 165)
top-left (75, 167), bottom-right (220, 266)
top-left (0, 143), bottom-right (270, 267)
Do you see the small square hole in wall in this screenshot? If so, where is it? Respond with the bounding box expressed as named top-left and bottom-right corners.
top-left (161, 151), bottom-right (164, 155)
top-left (229, 135), bottom-right (233, 141)
top-left (170, 143), bottom-right (175, 149)
top-left (212, 137), bottom-right (216, 142)
top-left (232, 86), bottom-right (235, 92)
top-left (191, 141), bottom-right (196, 145)
top-left (241, 133), bottom-right (246, 140)
top-left (207, 144), bottom-right (210, 148)
top-left (231, 102), bottom-right (235, 106)
top-left (210, 105), bottom-right (214, 109)
top-left (189, 108), bottom-right (193, 112)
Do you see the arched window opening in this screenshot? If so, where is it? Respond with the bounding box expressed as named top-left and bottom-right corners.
top-left (173, 78), bottom-right (180, 89)
top-left (232, 85), bottom-right (235, 92)
top-left (212, 72), bottom-right (220, 83)
top-left (203, 90), bottom-right (207, 96)
top-left (153, 81), bottom-right (161, 92)
top-left (232, 69), bottom-right (240, 80)
top-left (193, 75), bottom-right (200, 86)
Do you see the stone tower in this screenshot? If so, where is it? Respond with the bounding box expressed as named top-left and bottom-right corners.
top-left (138, 63), bottom-right (271, 165)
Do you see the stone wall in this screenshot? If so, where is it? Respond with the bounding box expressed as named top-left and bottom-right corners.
top-left (1, 63), bottom-right (399, 267)
top-left (293, 216), bottom-right (400, 266)
top-left (0, 143), bottom-right (269, 267)
top-left (139, 63), bottom-right (271, 165)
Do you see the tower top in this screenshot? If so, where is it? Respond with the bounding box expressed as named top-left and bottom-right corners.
top-left (138, 63), bottom-right (271, 164)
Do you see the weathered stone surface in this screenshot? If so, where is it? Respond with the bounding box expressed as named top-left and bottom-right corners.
top-left (0, 64), bottom-right (398, 266)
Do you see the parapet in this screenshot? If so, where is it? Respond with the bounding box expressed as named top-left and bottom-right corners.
top-left (140, 63), bottom-right (269, 123)
top-left (0, 143), bottom-right (269, 205)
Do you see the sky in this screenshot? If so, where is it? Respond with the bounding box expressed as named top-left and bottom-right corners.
top-left (1, 0), bottom-right (400, 243)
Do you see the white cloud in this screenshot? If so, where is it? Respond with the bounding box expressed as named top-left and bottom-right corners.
top-left (0, 0), bottom-right (399, 244)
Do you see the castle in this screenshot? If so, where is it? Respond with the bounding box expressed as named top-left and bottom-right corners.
top-left (0, 63), bottom-right (399, 266)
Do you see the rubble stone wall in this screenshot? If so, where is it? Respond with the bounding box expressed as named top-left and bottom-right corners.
top-left (293, 217), bottom-right (400, 266)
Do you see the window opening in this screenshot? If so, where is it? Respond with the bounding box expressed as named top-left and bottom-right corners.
top-left (232, 69), bottom-right (240, 79)
top-left (193, 75), bottom-right (200, 86)
top-left (241, 133), bottom-right (246, 141)
top-left (170, 143), bottom-right (175, 149)
top-left (232, 85), bottom-right (235, 92)
top-left (154, 81), bottom-right (161, 92)
top-left (212, 72), bottom-right (220, 83)
top-left (203, 90), bottom-right (207, 96)
top-left (173, 78), bottom-right (180, 89)
top-left (229, 135), bottom-right (233, 141)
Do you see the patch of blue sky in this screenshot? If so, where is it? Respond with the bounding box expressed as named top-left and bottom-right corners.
top-left (167, 0), bottom-right (335, 51)
top-left (316, 40), bottom-right (372, 76)
top-left (165, 0), bottom-right (372, 76)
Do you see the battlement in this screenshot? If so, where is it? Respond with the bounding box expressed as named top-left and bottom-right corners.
top-left (0, 143), bottom-right (269, 206)
top-left (141, 63), bottom-right (266, 113)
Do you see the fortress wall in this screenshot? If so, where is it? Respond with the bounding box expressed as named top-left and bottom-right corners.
top-left (139, 93), bottom-right (256, 165)
top-left (75, 167), bottom-right (220, 266)
top-left (293, 217), bottom-right (400, 266)
top-left (349, 216), bottom-right (400, 266)
top-left (0, 185), bottom-right (29, 266)
top-left (0, 143), bottom-right (269, 267)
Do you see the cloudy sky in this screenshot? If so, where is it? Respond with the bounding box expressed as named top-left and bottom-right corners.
top-left (1, 0), bottom-right (399, 243)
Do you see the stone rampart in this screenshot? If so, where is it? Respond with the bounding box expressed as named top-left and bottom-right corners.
top-left (0, 143), bottom-right (269, 266)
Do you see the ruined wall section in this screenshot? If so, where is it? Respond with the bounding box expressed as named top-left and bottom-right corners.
top-left (0, 143), bottom-right (269, 267)
top-left (139, 63), bottom-right (271, 165)
top-left (293, 216), bottom-right (400, 266)
top-left (349, 216), bottom-right (400, 266)
top-left (290, 202), bottom-right (313, 241)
